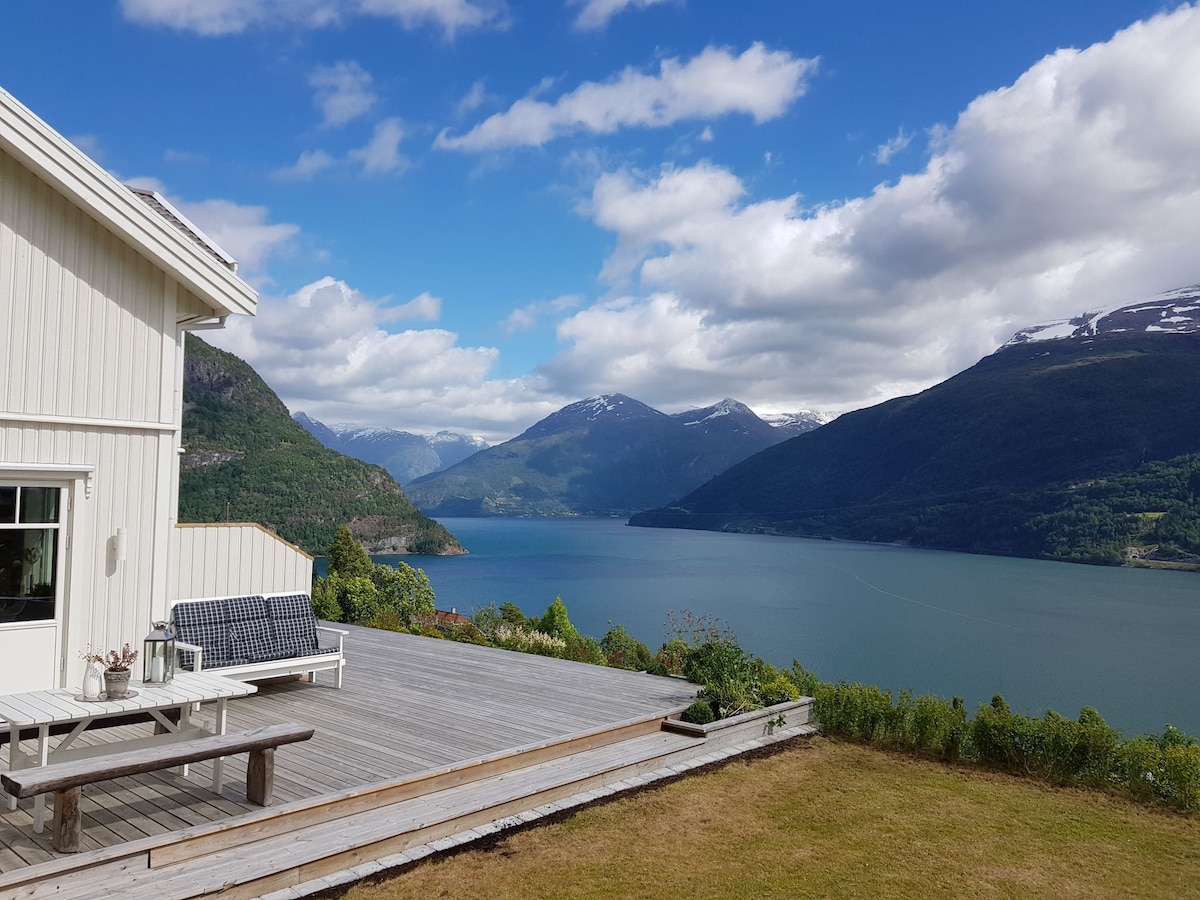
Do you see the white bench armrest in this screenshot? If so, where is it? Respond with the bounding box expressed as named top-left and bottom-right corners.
top-left (316, 624), bottom-right (348, 654)
top-left (174, 640), bottom-right (204, 673)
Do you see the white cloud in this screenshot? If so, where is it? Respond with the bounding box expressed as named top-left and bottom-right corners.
top-left (455, 80), bottom-right (489, 116)
top-left (272, 149), bottom-right (337, 180)
top-left (208, 277), bottom-right (560, 441)
top-left (539, 6), bottom-right (1200, 415)
top-left (874, 127), bottom-right (912, 165)
top-left (349, 117), bottom-right (409, 174)
top-left (502, 294), bottom-right (583, 333)
top-left (392, 291), bottom-right (442, 321)
top-left (175, 198), bottom-right (301, 275)
top-left (125, 177), bottom-right (300, 276)
top-left (309, 61), bottom-right (376, 128)
top-left (120, 0), bottom-right (505, 37)
top-left (569, 0), bottom-right (673, 31)
top-left (436, 43), bottom-right (817, 151)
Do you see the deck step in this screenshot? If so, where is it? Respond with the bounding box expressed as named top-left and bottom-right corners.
top-left (102, 727), bottom-right (712, 899)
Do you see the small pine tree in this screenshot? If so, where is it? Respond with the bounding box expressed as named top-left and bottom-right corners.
top-left (327, 525), bottom-right (372, 579)
top-left (538, 596), bottom-right (580, 643)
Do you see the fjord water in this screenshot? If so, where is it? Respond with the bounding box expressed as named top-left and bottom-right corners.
top-left (380, 518), bottom-right (1200, 738)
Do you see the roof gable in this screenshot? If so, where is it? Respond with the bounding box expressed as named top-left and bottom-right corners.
top-left (0, 88), bottom-right (256, 318)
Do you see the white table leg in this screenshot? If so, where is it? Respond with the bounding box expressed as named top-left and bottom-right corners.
top-left (211, 697), bottom-right (228, 792)
top-left (6, 727), bottom-right (17, 812)
top-left (33, 724), bottom-right (48, 833)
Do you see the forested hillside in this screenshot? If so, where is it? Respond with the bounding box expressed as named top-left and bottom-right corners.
top-left (632, 332), bottom-right (1200, 568)
top-left (178, 335), bottom-right (464, 556)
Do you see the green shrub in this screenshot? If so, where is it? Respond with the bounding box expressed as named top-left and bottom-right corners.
top-left (310, 577), bottom-right (342, 622)
top-left (760, 674), bottom-right (801, 706)
top-left (684, 639), bottom-right (760, 718)
top-left (785, 660), bottom-right (820, 697)
top-left (908, 694), bottom-right (969, 760)
top-left (1160, 744), bottom-right (1200, 810)
top-left (681, 700), bottom-right (716, 725)
top-left (655, 638), bottom-right (691, 675)
top-left (601, 624), bottom-right (654, 671)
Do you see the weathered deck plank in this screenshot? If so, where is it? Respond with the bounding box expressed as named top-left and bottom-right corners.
top-left (0, 624), bottom-right (697, 871)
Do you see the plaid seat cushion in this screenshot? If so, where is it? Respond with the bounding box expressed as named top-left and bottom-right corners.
top-left (173, 593), bottom-right (329, 671)
top-left (223, 595), bottom-right (277, 663)
top-left (266, 593), bottom-right (320, 657)
top-left (172, 599), bottom-right (234, 669)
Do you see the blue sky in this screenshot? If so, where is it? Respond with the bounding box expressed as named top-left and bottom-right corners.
top-left (3, 1), bottom-right (1197, 441)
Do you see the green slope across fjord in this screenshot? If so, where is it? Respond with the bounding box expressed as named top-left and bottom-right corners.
top-left (631, 332), bottom-right (1200, 564)
top-left (178, 335), bottom-right (464, 556)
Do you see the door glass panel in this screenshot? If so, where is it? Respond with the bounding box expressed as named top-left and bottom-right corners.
top-left (0, 487), bottom-right (59, 623)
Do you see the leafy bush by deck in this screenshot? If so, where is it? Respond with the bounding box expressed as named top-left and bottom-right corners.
top-left (805, 674), bottom-right (1200, 811)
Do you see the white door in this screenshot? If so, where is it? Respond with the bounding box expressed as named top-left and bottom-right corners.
top-left (0, 484), bottom-right (65, 692)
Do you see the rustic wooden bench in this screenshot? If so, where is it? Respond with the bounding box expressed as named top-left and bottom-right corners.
top-left (0, 722), bottom-right (314, 853)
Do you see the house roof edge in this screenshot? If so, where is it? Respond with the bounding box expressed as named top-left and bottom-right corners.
top-left (0, 87), bottom-right (257, 319)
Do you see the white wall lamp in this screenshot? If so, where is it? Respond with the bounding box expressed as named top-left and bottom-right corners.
top-left (114, 527), bottom-right (128, 563)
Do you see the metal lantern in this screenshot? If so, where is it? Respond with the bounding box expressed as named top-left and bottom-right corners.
top-left (143, 622), bottom-right (175, 684)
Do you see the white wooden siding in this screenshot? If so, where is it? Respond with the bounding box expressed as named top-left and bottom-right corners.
top-left (172, 524), bottom-right (314, 600)
top-left (0, 147), bottom-right (184, 426)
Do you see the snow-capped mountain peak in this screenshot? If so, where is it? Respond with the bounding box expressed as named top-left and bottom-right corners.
top-left (1004, 285), bottom-right (1200, 347)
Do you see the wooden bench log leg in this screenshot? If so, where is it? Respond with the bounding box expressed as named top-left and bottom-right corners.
top-left (52, 786), bottom-right (81, 853)
top-left (246, 747), bottom-right (274, 806)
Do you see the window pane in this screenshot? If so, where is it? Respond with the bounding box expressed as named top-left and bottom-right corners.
top-left (0, 488), bottom-right (15, 523)
top-left (19, 487), bottom-right (60, 524)
top-left (0, 528), bottom-right (56, 623)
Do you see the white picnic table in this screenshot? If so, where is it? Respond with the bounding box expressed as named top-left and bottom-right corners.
top-left (0, 671), bottom-right (256, 831)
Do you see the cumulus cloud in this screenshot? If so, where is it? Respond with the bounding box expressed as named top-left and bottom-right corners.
top-left (273, 119), bottom-right (407, 181)
top-left (436, 43), bottom-right (816, 151)
top-left (125, 177), bottom-right (300, 276)
top-left (309, 61), bottom-right (376, 127)
top-left (569, 0), bottom-right (673, 31)
top-left (120, 0), bottom-right (505, 37)
top-left (392, 291), bottom-right (442, 321)
top-left (541, 6), bottom-right (1200, 415)
top-left (175, 198), bottom-right (301, 275)
top-left (349, 117), bottom-right (409, 174)
top-left (207, 277), bottom-right (560, 441)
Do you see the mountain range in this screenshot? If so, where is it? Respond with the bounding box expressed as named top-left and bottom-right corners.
top-left (178, 335), bottom-right (464, 556)
top-left (404, 396), bottom-right (829, 517)
top-left (631, 286), bottom-right (1200, 567)
top-left (293, 413), bottom-right (489, 484)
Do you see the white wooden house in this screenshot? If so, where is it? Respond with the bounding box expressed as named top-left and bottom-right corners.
top-left (0, 88), bottom-right (311, 693)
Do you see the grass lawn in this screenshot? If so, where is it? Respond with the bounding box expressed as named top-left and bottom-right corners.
top-left (330, 737), bottom-right (1200, 899)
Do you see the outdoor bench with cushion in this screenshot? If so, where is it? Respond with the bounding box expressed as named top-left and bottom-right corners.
top-left (171, 592), bottom-right (347, 688)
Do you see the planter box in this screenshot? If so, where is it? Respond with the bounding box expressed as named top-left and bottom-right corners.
top-left (663, 698), bottom-right (814, 749)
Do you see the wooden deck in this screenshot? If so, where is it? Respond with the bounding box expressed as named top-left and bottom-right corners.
top-left (0, 624), bottom-right (703, 889)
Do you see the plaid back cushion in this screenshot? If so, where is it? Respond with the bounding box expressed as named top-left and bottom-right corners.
top-left (172, 599), bottom-right (233, 669)
top-left (223, 595), bottom-right (277, 663)
top-left (266, 593), bottom-right (320, 658)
